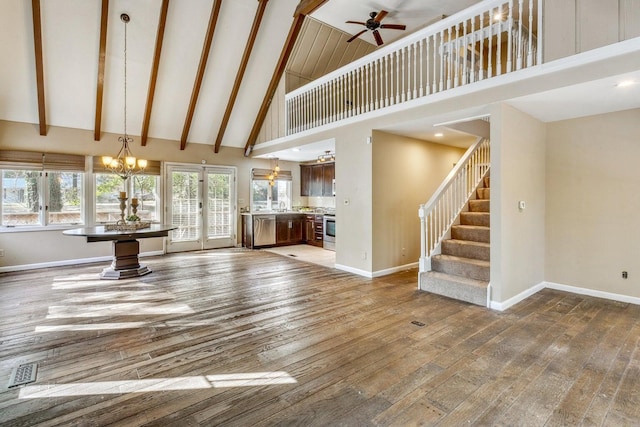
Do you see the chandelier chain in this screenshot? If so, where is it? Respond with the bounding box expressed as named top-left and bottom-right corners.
top-left (123, 16), bottom-right (128, 139)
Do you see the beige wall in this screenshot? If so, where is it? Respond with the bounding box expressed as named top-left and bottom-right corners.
top-left (0, 120), bottom-right (298, 268)
top-left (545, 108), bottom-right (640, 296)
top-left (372, 131), bottom-right (465, 273)
top-left (544, 0), bottom-right (640, 62)
top-left (491, 104), bottom-right (546, 303)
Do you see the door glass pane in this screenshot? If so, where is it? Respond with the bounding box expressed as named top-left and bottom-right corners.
top-left (207, 172), bottom-right (231, 238)
top-left (48, 172), bottom-right (83, 225)
top-left (171, 171), bottom-right (199, 241)
top-left (1, 170), bottom-right (41, 226)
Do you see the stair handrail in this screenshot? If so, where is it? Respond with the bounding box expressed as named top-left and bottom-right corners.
top-left (419, 137), bottom-right (490, 272)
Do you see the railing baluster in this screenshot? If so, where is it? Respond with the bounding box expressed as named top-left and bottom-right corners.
top-left (527, 0), bottom-right (534, 67)
top-left (507, 0), bottom-right (513, 73)
top-left (517, 0), bottom-right (524, 70)
top-left (454, 25), bottom-right (460, 87)
top-left (497, 4), bottom-right (503, 76)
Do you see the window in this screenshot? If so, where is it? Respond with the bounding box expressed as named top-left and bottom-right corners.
top-left (1, 170), bottom-right (85, 227)
top-left (95, 174), bottom-right (161, 223)
top-left (251, 169), bottom-right (292, 211)
top-left (0, 151), bottom-right (85, 228)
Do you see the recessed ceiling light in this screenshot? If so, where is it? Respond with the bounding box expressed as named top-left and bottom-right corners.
top-left (434, 132), bottom-right (444, 137)
top-left (616, 80), bottom-right (637, 87)
top-left (292, 148), bottom-right (301, 152)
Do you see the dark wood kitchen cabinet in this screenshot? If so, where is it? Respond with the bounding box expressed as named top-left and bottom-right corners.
top-left (276, 214), bottom-right (304, 245)
top-left (300, 163), bottom-right (334, 197)
top-left (304, 214), bottom-right (324, 247)
top-left (322, 163), bottom-right (334, 196)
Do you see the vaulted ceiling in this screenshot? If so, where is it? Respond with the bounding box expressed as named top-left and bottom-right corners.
top-left (0, 0), bottom-right (483, 154)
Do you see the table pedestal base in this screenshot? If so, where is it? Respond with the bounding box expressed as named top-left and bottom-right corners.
top-left (99, 240), bottom-right (152, 280)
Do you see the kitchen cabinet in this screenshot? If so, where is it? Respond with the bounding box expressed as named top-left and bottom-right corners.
top-left (300, 163), bottom-right (334, 197)
top-left (304, 214), bottom-right (324, 247)
top-left (322, 163), bottom-right (334, 197)
top-left (276, 214), bottom-right (304, 245)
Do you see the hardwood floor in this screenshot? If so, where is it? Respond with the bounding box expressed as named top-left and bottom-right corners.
top-left (1, 248), bottom-right (639, 426)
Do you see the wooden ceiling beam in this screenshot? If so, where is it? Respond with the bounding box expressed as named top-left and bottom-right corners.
top-left (141, 0), bottom-right (170, 146)
top-left (213, 0), bottom-right (269, 153)
top-left (243, 0), bottom-right (329, 156)
top-left (31, 0), bottom-right (47, 136)
top-left (94, 0), bottom-right (109, 141)
top-left (180, 0), bottom-right (223, 151)
top-left (294, 0), bottom-right (327, 16)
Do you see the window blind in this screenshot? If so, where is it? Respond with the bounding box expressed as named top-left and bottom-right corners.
top-left (251, 168), bottom-right (292, 181)
top-left (0, 150), bottom-right (85, 171)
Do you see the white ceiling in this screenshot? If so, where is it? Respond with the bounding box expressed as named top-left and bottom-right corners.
top-left (2, 0), bottom-right (637, 161)
top-left (311, 0), bottom-right (481, 46)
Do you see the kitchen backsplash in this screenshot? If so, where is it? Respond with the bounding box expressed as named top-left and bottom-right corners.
top-left (298, 196), bottom-right (336, 209)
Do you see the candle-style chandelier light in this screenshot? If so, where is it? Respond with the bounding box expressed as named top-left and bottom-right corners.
top-left (101, 13), bottom-right (147, 180)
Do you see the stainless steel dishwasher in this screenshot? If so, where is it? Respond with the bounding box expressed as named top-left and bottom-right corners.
top-left (253, 215), bottom-right (276, 246)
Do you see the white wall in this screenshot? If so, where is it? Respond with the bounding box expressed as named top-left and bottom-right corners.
top-left (491, 103), bottom-right (546, 303)
top-left (334, 131), bottom-right (373, 273)
top-left (0, 120), bottom-right (298, 269)
top-left (544, 0), bottom-right (640, 62)
top-left (545, 108), bottom-right (640, 296)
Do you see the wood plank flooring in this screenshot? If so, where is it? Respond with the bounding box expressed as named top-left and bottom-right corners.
top-left (1, 248), bottom-right (640, 426)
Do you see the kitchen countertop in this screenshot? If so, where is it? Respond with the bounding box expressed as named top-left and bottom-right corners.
top-left (242, 210), bottom-right (332, 215)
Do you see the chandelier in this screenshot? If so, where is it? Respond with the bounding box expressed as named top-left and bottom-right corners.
top-left (268, 158), bottom-right (280, 187)
top-left (101, 13), bottom-right (147, 180)
top-left (317, 151), bottom-right (335, 163)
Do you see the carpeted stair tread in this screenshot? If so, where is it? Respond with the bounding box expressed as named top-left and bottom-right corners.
top-left (431, 254), bottom-right (490, 281)
top-left (442, 239), bottom-right (490, 261)
top-left (460, 212), bottom-right (490, 226)
top-left (420, 271), bottom-right (487, 306)
top-left (476, 188), bottom-right (490, 199)
top-left (469, 199), bottom-right (490, 212)
top-left (451, 224), bottom-right (490, 243)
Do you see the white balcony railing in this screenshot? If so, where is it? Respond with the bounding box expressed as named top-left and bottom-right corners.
top-left (285, 0), bottom-right (542, 135)
top-left (418, 137), bottom-right (490, 273)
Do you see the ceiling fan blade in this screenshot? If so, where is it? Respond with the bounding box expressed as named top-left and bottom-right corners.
top-left (375, 10), bottom-right (388, 22)
top-left (347, 29), bottom-right (368, 43)
top-left (380, 24), bottom-right (406, 30)
top-left (373, 29), bottom-right (384, 46)
top-left (346, 20), bottom-right (366, 25)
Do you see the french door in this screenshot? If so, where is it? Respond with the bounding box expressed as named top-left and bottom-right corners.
top-left (166, 164), bottom-right (236, 253)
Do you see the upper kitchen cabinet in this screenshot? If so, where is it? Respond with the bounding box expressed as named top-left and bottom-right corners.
top-left (300, 163), bottom-right (335, 197)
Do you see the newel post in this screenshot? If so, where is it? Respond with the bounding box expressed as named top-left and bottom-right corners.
top-left (418, 204), bottom-right (427, 274)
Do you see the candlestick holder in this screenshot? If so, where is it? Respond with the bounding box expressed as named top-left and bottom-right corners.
top-left (131, 199), bottom-right (139, 217)
top-left (118, 196), bottom-right (127, 223)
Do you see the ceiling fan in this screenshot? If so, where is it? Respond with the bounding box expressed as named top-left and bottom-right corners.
top-left (346, 10), bottom-right (406, 46)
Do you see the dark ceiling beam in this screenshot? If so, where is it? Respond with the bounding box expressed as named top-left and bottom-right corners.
top-left (243, 0), bottom-right (329, 156)
top-left (180, 0), bottom-right (223, 150)
top-left (94, 0), bottom-right (109, 141)
top-left (31, 0), bottom-right (47, 136)
top-left (213, 0), bottom-right (269, 153)
top-left (141, 0), bottom-right (170, 146)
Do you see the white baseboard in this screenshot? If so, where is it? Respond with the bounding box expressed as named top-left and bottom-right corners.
top-left (489, 280), bottom-right (640, 311)
top-left (334, 264), bottom-right (373, 278)
top-left (489, 282), bottom-right (546, 311)
top-left (372, 262), bottom-right (419, 278)
top-left (544, 281), bottom-right (640, 306)
top-left (0, 250), bottom-right (165, 274)
top-left (335, 262), bottom-right (419, 279)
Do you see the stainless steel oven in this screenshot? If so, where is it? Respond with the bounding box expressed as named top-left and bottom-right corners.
top-left (323, 215), bottom-right (335, 251)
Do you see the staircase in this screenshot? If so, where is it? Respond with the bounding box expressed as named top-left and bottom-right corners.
top-left (420, 174), bottom-right (490, 306)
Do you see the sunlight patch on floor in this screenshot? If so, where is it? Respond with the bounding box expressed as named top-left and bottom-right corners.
top-left (19, 372), bottom-right (297, 398)
top-left (45, 303), bottom-right (194, 318)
